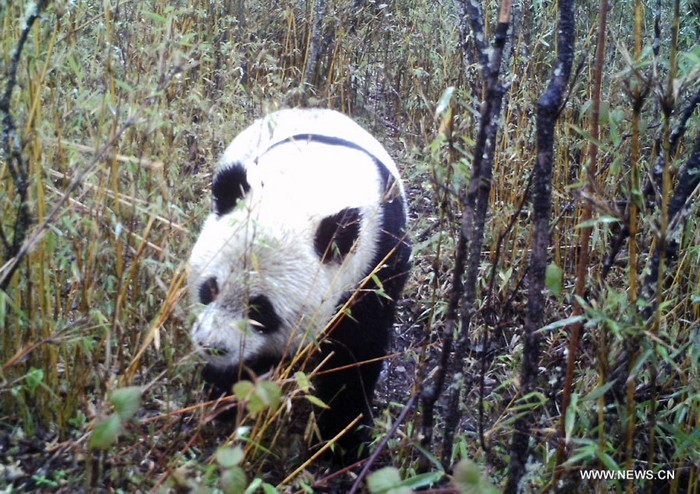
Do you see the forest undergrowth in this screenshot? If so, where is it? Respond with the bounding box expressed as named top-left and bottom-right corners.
top-left (1, 1), bottom-right (698, 492)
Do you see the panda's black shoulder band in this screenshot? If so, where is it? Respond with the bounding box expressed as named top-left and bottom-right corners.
top-left (266, 134), bottom-right (396, 190)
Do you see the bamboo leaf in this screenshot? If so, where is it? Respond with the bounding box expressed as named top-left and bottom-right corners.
top-left (545, 262), bottom-right (564, 297)
top-left (89, 414), bottom-right (122, 450)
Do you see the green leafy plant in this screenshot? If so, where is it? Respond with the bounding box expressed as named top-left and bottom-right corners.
top-left (89, 386), bottom-right (142, 450)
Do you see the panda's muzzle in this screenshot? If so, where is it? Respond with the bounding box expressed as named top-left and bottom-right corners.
top-left (191, 308), bottom-right (242, 366)
top-left (193, 306), bottom-right (280, 366)
top-left (195, 339), bottom-right (237, 367)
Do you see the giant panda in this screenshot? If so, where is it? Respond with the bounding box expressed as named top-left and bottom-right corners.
top-left (187, 108), bottom-right (411, 455)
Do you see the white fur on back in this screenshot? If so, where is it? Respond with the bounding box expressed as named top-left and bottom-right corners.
top-left (221, 109), bottom-right (403, 184)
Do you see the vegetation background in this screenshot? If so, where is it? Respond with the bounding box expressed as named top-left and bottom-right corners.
top-left (1, 0), bottom-right (698, 492)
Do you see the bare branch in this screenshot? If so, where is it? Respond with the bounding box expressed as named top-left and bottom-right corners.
top-left (0, 0), bottom-right (51, 290)
top-left (504, 0), bottom-right (575, 489)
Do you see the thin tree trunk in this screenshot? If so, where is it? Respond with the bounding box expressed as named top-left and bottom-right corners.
top-left (436, 0), bottom-right (512, 467)
top-left (503, 0), bottom-right (575, 490)
top-left (0, 0), bottom-right (51, 292)
top-left (304, 0), bottom-right (327, 87)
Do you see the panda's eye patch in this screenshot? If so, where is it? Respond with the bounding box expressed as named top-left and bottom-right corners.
top-left (199, 277), bottom-right (219, 305)
top-left (247, 295), bottom-right (281, 334)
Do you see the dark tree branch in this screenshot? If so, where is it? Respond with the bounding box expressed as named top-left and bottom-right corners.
top-left (419, 0), bottom-right (513, 470)
top-left (304, 0), bottom-right (328, 87)
top-left (503, 0), bottom-right (575, 490)
top-left (643, 86), bottom-right (700, 210)
top-left (454, 0), bottom-right (489, 101)
top-left (670, 86), bottom-right (700, 156)
top-left (464, 0), bottom-right (489, 74)
top-left (1, 0), bottom-right (51, 292)
top-left (418, 233), bottom-right (464, 466)
top-left (477, 171), bottom-right (534, 453)
top-left (440, 0), bottom-right (512, 467)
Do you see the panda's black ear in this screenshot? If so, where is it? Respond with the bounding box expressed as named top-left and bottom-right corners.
top-left (198, 276), bottom-right (219, 305)
top-left (314, 207), bottom-right (361, 264)
top-left (213, 163), bottom-right (250, 216)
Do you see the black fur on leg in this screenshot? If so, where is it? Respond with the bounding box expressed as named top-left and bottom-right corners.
top-left (314, 225), bottom-right (411, 463)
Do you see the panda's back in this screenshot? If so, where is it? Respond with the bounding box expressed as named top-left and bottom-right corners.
top-left (220, 109), bottom-right (402, 185)
top-left (245, 137), bottom-right (385, 226)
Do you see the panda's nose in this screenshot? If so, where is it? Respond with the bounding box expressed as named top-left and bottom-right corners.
top-left (193, 310), bottom-right (233, 358)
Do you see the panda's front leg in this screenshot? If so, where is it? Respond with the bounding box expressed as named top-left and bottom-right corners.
top-left (314, 346), bottom-right (381, 462)
top-left (314, 291), bottom-right (395, 462)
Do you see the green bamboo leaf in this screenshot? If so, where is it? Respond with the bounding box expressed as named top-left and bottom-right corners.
top-left (435, 86), bottom-right (455, 117)
top-left (567, 123), bottom-right (615, 153)
top-left (89, 414), bottom-right (122, 450)
top-left (295, 371), bottom-right (312, 392)
top-left (26, 368), bottom-right (44, 394)
top-left (581, 381), bottom-right (615, 402)
top-left (216, 446), bottom-right (245, 468)
top-left (545, 262), bottom-right (564, 297)
top-left (261, 483), bottom-right (279, 494)
top-left (575, 215), bottom-right (621, 229)
top-left (400, 471), bottom-right (443, 489)
top-left (452, 459), bottom-right (500, 494)
top-left (305, 394), bottom-right (330, 409)
top-left (110, 386), bottom-right (142, 420)
top-left (257, 381), bottom-right (281, 409)
top-left (233, 381), bottom-right (254, 401)
top-left (565, 393), bottom-right (578, 440)
top-left (144, 11), bottom-right (167, 23)
top-left (221, 466), bottom-right (247, 494)
top-left (596, 451), bottom-right (620, 471)
top-left (244, 478), bottom-right (263, 494)
top-left (367, 467), bottom-right (411, 494)
top-left (115, 79), bottom-right (135, 92)
top-left (537, 315), bottom-right (585, 333)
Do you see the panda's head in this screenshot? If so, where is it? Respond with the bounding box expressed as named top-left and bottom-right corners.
top-left (187, 109), bottom-right (403, 380)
